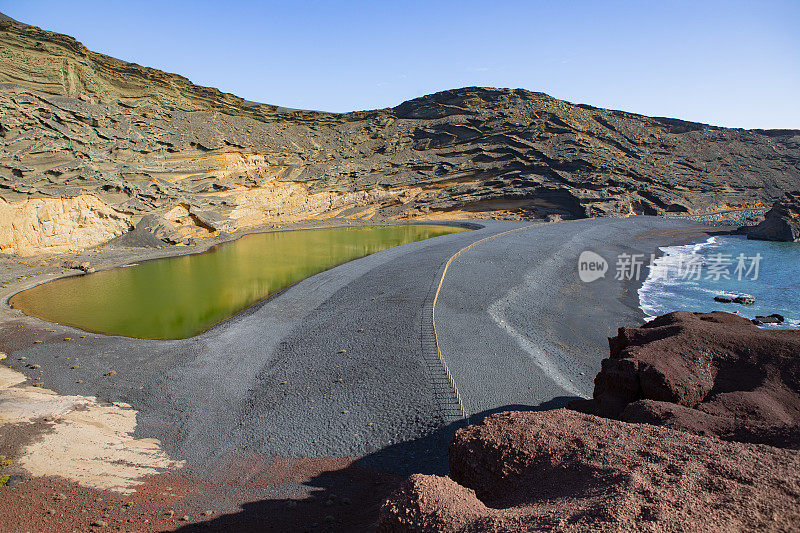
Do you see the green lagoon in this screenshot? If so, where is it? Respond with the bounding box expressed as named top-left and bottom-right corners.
top-left (10, 224), bottom-right (466, 339)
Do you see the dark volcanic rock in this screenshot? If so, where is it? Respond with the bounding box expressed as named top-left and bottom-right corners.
top-left (715, 293), bottom-right (756, 305)
top-left (377, 409), bottom-right (800, 532)
top-left (570, 311), bottom-right (800, 447)
top-left (745, 191), bottom-right (800, 242)
top-left (1, 14), bottom-right (799, 254)
top-left (755, 314), bottom-right (785, 324)
top-left (61, 260), bottom-right (93, 273)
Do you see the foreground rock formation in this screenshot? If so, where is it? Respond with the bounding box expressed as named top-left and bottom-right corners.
top-left (572, 311), bottom-right (800, 449)
top-left (1, 14), bottom-right (799, 254)
top-left (378, 410), bottom-right (800, 532)
top-left (745, 191), bottom-right (800, 242)
top-left (378, 312), bottom-right (800, 531)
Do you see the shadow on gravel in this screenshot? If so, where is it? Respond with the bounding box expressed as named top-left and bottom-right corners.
top-left (351, 396), bottom-right (581, 478)
top-left (173, 399), bottom-right (581, 533)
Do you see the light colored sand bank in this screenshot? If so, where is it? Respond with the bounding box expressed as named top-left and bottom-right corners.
top-left (0, 365), bottom-right (183, 493)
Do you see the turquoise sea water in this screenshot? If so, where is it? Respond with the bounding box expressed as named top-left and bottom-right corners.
top-left (638, 235), bottom-right (800, 329)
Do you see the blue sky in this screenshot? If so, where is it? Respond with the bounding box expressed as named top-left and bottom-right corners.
top-left (2, 0), bottom-right (798, 128)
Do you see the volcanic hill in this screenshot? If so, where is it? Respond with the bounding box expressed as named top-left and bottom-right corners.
top-left (1, 14), bottom-right (799, 254)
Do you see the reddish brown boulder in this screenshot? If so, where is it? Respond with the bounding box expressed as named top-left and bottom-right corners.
top-left (377, 409), bottom-right (800, 532)
top-left (570, 311), bottom-right (800, 447)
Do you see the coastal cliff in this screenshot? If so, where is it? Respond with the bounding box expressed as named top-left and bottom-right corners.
top-left (1, 14), bottom-right (799, 254)
top-left (0, 195), bottom-right (130, 255)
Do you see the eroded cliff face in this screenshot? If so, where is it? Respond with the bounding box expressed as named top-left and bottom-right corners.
top-left (1, 14), bottom-right (799, 254)
top-left (0, 195), bottom-right (130, 255)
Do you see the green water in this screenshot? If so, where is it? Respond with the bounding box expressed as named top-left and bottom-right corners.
top-left (11, 224), bottom-right (466, 340)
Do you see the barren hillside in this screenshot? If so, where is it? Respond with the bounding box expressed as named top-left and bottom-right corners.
top-left (1, 14), bottom-right (798, 254)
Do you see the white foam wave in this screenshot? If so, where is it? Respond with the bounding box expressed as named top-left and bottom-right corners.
top-left (639, 237), bottom-right (717, 320)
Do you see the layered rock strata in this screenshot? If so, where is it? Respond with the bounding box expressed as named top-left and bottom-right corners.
top-left (1, 15), bottom-right (799, 254)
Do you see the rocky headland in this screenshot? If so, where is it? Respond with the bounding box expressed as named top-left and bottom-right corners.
top-left (1, 14), bottom-right (799, 255)
top-left (378, 312), bottom-right (800, 531)
top-left (743, 191), bottom-right (800, 242)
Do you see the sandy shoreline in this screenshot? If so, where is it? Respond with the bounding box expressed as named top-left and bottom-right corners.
top-left (434, 217), bottom-right (724, 418)
top-left (0, 216), bottom-right (723, 531)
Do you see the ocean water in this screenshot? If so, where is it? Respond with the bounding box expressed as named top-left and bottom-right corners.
top-left (639, 235), bottom-right (800, 329)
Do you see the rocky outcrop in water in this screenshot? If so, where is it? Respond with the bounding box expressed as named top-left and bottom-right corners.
top-left (377, 409), bottom-right (800, 532)
top-left (1, 14), bottom-right (799, 254)
top-left (744, 191), bottom-right (800, 242)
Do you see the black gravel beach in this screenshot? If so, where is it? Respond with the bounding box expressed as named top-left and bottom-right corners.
top-left (1, 217), bottom-right (719, 476)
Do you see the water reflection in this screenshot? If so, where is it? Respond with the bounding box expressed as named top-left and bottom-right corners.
top-left (11, 225), bottom-right (466, 339)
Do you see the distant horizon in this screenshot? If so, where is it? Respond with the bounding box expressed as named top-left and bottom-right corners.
top-left (2, 0), bottom-right (799, 129)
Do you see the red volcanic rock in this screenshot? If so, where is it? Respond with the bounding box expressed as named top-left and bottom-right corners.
top-left (377, 474), bottom-right (488, 532)
top-left (379, 312), bottom-right (800, 531)
top-left (621, 399), bottom-right (800, 449)
top-left (377, 409), bottom-right (800, 532)
top-left (571, 311), bottom-right (800, 447)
